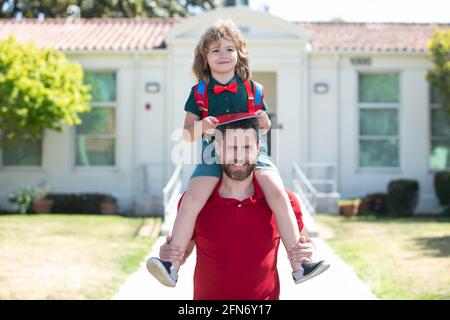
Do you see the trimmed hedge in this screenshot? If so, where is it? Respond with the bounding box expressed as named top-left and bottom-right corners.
top-left (442, 206), bottom-right (450, 216)
top-left (362, 192), bottom-right (388, 215)
top-left (47, 193), bottom-right (113, 214)
top-left (387, 180), bottom-right (419, 216)
top-left (434, 171), bottom-right (450, 207)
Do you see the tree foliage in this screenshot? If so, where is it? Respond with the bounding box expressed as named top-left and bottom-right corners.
top-left (427, 29), bottom-right (450, 115)
top-left (0, 36), bottom-right (91, 146)
top-left (0, 0), bottom-right (219, 18)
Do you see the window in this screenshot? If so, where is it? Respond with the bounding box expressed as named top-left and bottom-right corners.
top-left (2, 139), bottom-right (42, 166)
top-left (76, 72), bottom-right (116, 166)
top-left (358, 73), bottom-right (400, 168)
top-left (430, 87), bottom-right (450, 170)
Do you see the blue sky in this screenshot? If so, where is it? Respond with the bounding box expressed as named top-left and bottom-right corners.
top-left (249, 0), bottom-right (450, 23)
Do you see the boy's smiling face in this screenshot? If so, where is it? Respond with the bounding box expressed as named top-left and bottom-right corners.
top-left (206, 38), bottom-right (238, 77)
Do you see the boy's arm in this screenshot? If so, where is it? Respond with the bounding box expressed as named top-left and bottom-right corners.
top-left (181, 240), bottom-right (195, 265)
top-left (183, 112), bottom-right (202, 142)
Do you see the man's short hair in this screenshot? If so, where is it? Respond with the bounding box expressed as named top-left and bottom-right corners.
top-left (215, 117), bottom-right (260, 142)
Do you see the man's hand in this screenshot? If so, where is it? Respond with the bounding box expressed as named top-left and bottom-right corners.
top-left (287, 235), bottom-right (315, 263)
top-left (159, 235), bottom-right (184, 263)
top-left (255, 110), bottom-right (271, 134)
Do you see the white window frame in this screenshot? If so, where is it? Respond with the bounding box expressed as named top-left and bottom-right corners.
top-left (72, 70), bottom-right (118, 171)
top-left (356, 70), bottom-right (402, 173)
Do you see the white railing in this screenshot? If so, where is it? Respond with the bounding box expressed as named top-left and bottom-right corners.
top-left (292, 163), bottom-right (318, 215)
top-left (300, 162), bottom-right (338, 193)
top-left (293, 162), bottom-right (341, 216)
top-left (135, 163), bottom-right (168, 216)
top-left (162, 163), bottom-right (183, 221)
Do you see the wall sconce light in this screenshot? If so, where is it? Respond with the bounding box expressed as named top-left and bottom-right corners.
top-left (314, 83), bottom-right (329, 94)
top-left (145, 82), bottom-right (160, 94)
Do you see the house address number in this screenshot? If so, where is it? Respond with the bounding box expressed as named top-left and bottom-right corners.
top-left (350, 57), bottom-right (372, 66)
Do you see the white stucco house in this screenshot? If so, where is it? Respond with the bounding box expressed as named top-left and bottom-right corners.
top-left (0, 7), bottom-right (449, 215)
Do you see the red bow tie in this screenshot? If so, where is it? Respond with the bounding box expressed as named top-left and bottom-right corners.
top-left (213, 82), bottom-right (238, 95)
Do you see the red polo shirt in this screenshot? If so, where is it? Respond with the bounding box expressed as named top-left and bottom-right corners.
top-left (177, 175), bottom-right (303, 300)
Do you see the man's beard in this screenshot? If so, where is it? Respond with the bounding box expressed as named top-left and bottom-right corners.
top-left (221, 162), bottom-right (256, 181)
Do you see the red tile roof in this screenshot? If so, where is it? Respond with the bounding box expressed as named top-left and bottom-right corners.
top-left (298, 22), bottom-right (450, 52)
top-left (0, 18), bottom-right (178, 51)
top-left (0, 18), bottom-right (448, 52)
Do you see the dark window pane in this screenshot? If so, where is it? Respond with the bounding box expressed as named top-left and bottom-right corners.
top-left (84, 72), bottom-right (116, 102)
top-left (359, 73), bottom-right (399, 103)
top-left (76, 137), bottom-right (115, 166)
top-left (76, 108), bottom-right (115, 135)
top-left (360, 109), bottom-right (398, 135)
top-left (430, 86), bottom-right (445, 105)
top-left (431, 109), bottom-right (450, 137)
top-left (3, 139), bottom-right (42, 166)
top-left (359, 139), bottom-right (399, 167)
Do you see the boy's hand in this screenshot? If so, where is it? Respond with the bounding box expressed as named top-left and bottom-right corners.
top-left (202, 116), bottom-right (219, 135)
top-left (255, 110), bottom-right (270, 132)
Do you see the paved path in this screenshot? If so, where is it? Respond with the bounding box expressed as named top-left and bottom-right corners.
top-left (113, 234), bottom-right (377, 300)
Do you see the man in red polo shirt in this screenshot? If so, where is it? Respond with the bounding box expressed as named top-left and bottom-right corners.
top-left (157, 118), bottom-right (325, 299)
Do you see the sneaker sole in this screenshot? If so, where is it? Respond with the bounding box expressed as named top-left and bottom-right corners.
top-left (146, 258), bottom-right (176, 288)
top-left (295, 261), bottom-right (330, 284)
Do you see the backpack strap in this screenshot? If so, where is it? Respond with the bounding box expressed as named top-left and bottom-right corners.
top-left (252, 81), bottom-right (264, 110)
top-left (194, 80), bottom-right (209, 119)
top-left (243, 80), bottom-right (265, 114)
top-left (196, 79), bottom-right (264, 118)
top-left (243, 80), bottom-right (254, 114)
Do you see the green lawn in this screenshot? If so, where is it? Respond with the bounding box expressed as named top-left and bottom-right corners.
top-left (0, 214), bottom-right (159, 299)
top-left (316, 214), bottom-right (450, 300)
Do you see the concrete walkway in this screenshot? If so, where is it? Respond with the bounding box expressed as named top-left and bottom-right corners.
top-left (113, 235), bottom-right (377, 300)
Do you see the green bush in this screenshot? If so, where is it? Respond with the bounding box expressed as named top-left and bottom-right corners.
top-left (434, 171), bottom-right (450, 207)
top-left (0, 36), bottom-right (91, 147)
top-left (427, 29), bottom-right (450, 114)
top-left (102, 194), bottom-right (117, 204)
top-left (8, 187), bottom-right (36, 214)
top-left (362, 192), bottom-right (388, 215)
top-left (387, 180), bottom-right (419, 216)
top-left (442, 206), bottom-right (450, 216)
top-left (47, 193), bottom-right (112, 214)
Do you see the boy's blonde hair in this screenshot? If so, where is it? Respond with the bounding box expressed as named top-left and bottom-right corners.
top-left (192, 19), bottom-right (250, 83)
